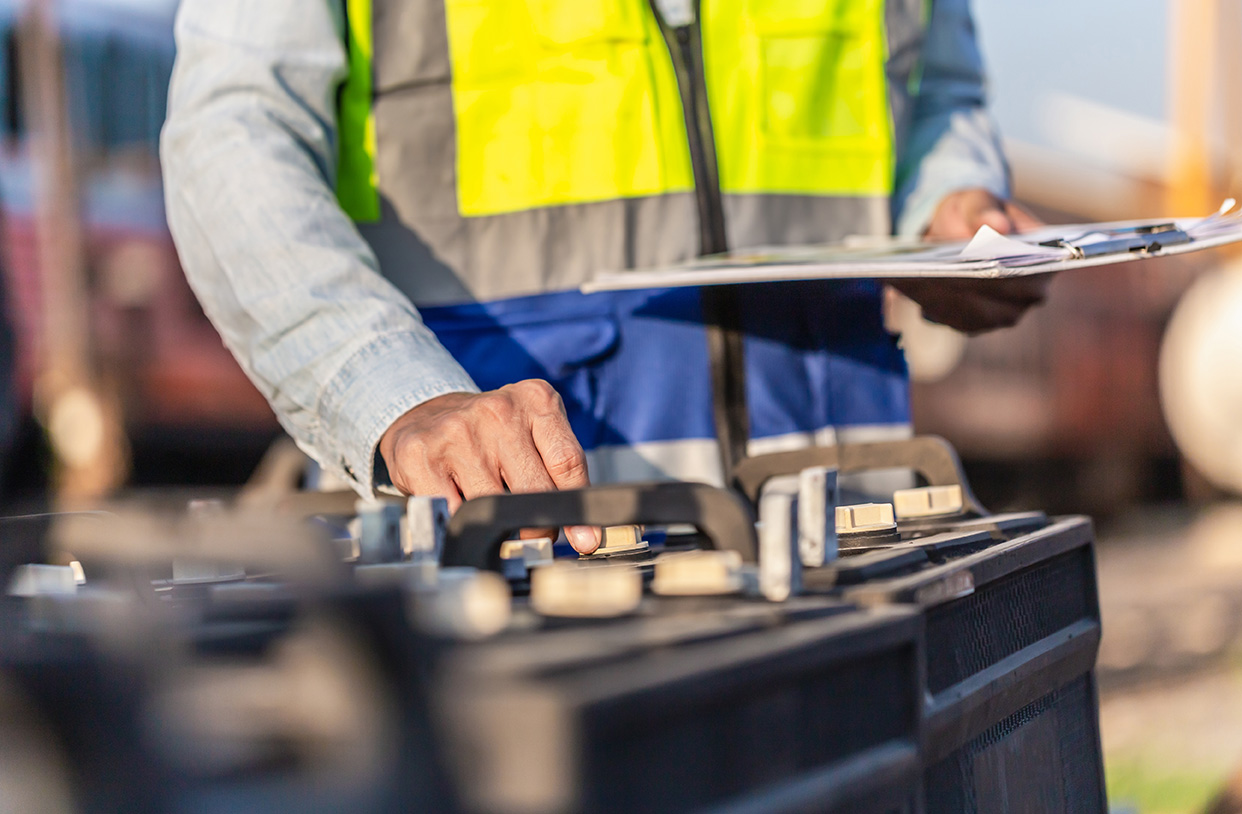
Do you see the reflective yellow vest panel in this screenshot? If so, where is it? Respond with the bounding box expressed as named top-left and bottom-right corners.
top-left (448, 0), bottom-right (892, 215)
top-left (445, 0), bottom-right (692, 216)
top-left (338, 0), bottom-right (925, 306)
top-left (705, 0), bottom-right (894, 199)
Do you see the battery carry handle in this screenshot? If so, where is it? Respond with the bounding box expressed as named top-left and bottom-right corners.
top-left (443, 480), bottom-right (758, 570)
top-left (732, 435), bottom-right (987, 516)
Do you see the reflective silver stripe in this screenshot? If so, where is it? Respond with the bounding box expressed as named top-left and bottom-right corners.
top-left (586, 438), bottom-right (724, 486)
top-left (371, 0), bottom-right (450, 93)
top-left (363, 0), bottom-right (926, 308)
top-left (361, 183), bottom-right (891, 306)
top-left (724, 195), bottom-right (892, 251)
top-left (585, 423), bottom-right (913, 488)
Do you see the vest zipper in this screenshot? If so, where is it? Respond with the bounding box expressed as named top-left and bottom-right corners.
top-left (652, 5), bottom-right (728, 256)
top-left (650, 1), bottom-right (750, 482)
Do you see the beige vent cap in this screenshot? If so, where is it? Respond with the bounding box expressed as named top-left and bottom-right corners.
top-left (893, 485), bottom-right (964, 519)
top-left (835, 503), bottom-right (896, 535)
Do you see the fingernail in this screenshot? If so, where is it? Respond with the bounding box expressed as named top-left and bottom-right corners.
top-left (567, 525), bottom-right (601, 554)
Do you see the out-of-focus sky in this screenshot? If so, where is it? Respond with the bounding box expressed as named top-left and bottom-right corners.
top-left (974, 0), bottom-right (1168, 145)
top-left (0, 0), bottom-right (1176, 142)
top-left (0, 0), bottom-right (1188, 174)
top-left (0, 0), bottom-right (177, 41)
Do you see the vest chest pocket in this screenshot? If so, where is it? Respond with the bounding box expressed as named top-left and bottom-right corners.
top-left (707, 0), bottom-right (894, 197)
top-left (760, 31), bottom-right (884, 143)
top-left (444, 0), bottom-right (693, 217)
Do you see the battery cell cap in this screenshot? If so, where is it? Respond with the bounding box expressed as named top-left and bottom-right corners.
top-left (835, 503), bottom-right (896, 535)
top-left (8, 564), bottom-right (78, 597)
top-left (499, 538), bottom-right (554, 565)
top-left (652, 550), bottom-right (744, 596)
top-left (530, 562), bottom-right (642, 618)
top-left (892, 485), bottom-right (964, 519)
top-left (499, 538), bottom-right (554, 580)
top-left (600, 525), bottom-right (648, 553)
top-left (581, 525), bottom-right (649, 558)
top-left (411, 567), bottom-right (511, 639)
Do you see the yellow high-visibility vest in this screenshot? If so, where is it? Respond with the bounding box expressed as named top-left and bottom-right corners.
top-left (336, 0), bottom-right (927, 306)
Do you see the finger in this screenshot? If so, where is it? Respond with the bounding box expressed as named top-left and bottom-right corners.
top-left (451, 458), bottom-right (507, 502)
top-left (524, 418), bottom-right (599, 552)
top-left (402, 470), bottom-right (465, 513)
top-left (1004, 201), bottom-right (1044, 233)
top-left (951, 189), bottom-right (1004, 233)
top-left (531, 424), bottom-right (589, 491)
top-left (1025, 271), bottom-right (1055, 302)
top-left (990, 275), bottom-right (1051, 306)
top-left (527, 410), bottom-right (590, 493)
top-left (975, 206), bottom-right (1013, 235)
top-left (510, 380), bottom-right (595, 553)
top-left (921, 293), bottom-right (1025, 334)
top-left (925, 199), bottom-right (972, 241)
top-left (498, 441), bottom-right (562, 541)
top-left (497, 429), bottom-right (559, 495)
top-left (384, 440), bottom-right (463, 509)
top-left (518, 526), bottom-right (560, 541)
top-left (955, 298), bottom-right (1026, 334)
top-left (940, 277), bottom-right (1047, 308)
top-left (565, 525), bottom-right (602, 555)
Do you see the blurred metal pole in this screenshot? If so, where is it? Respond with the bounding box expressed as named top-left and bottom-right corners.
top-left (1167, 0), bottom-right (1220, 216)
top-left (17, 0), bottom-right (129, 500)
top-left (1217, 0), bottom-right (1242, 201)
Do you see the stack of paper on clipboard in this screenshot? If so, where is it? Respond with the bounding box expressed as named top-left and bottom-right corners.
top-left (582, 200), bottom-right (1242, 293)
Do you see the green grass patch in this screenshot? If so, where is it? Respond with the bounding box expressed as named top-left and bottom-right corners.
top-left (1106, 756), bottom-right (1224, 814)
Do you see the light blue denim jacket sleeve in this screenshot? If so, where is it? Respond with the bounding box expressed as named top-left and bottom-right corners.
top-left (161, 0), bottom-right (480, 496)
top-left (892, 0), bottom-right (1011, 237)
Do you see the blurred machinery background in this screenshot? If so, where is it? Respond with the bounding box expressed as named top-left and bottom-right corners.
top-left (907, 0), bottom-right (1242, 516)
top-left (0, 0), bottom-right (278, 504)
top-left (1, 0), bottom-right (1241, 515)
top-left (3, 1), bottom-right (1242, 812)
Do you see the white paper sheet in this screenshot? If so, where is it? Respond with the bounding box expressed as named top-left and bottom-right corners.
top-left (958, 225), bottom-right (1073, 264)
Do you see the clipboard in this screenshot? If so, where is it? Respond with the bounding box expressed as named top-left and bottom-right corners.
top-left (581, 201), bottom-right (1242, 293)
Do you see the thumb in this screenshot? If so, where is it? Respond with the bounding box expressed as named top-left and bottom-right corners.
top-left (976, 207), bottom-right (1013, 235)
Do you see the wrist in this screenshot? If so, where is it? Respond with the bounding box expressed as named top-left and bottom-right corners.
top-left (379, 391), bottom-right (475, 476)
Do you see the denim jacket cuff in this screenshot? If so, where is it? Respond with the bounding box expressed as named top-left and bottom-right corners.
top-left (316, 330), bottom-right (479, 497)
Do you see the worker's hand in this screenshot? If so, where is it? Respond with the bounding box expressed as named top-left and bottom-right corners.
top-left (379, 380), bottom-right (601, 554)
top-left (924, 187), bottom-right (1043, 240)
top-left (891, 188), bottom-right (1051, 334)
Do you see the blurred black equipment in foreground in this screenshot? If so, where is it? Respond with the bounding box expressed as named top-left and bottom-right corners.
top-left (0, 436), bottom-right (1104, 812)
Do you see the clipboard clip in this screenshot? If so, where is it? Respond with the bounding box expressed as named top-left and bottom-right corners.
top-left (1039, 224), bottom-right (1192, 260)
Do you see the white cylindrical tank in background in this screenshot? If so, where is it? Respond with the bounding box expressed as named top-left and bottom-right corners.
top-left (1160, 262), bottom-right (1242, 494)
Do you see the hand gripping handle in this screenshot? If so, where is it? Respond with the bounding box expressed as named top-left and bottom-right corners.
top-left (442, 481), bottom-right (758, 570)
